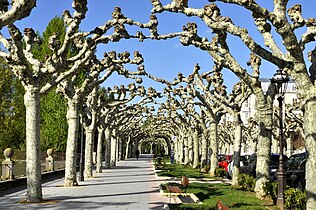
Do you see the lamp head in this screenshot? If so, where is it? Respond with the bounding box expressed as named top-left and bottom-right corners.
top-left (271, 69), bottom-right (290, 96)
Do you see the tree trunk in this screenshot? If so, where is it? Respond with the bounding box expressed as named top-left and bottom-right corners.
top-left (84, 129), bottom-right (94, 178)
top-left (96, 128), bottom-right (104, 173)
top-left (188, 135), bottom-right (193, 164)
top-left (110, 133), bottom-right (117, 167)
top-left (209, 121), bottom-right (218, 176)
top-left (104, 127), bottom-right (111, 168)
top-left (286, 136), bottom-right (293, 157)
top-left (116, 136), bottom-right (120, 162)
top-left (250, 139), bottom-right (258, 154)
top-left (201, 133), bottom-right (208, 167)
top-left (184, 136), bottom-right (189, 164)
top-left (179, 136), bottom-right (184, 163)
top-left (254, 103), bottom-right (273, 197)
top-left (304, 100), bottom-right (316, 210)
top-left (271, 137), bottom-right (278, 154)
top-left (64, 98), bottom-right (80, 186)
top-left (232, 112), bottom-right (242, 186)
top-left (24, 85), bottom-right (43, 202)
top-left (193, 129), bottom-right (199, 168)
top-left (120, 138), bottom-right (124, 160)
top-left (125, 136), bottom-right (131, 160)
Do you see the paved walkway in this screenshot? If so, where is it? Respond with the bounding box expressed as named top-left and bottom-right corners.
top-left (0, 154), bottom-right (168, 210)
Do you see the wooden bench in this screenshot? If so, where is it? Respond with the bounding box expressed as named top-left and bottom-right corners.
top-left (166, 185), bottom-right (182, 194)
top-left (215, 200), bottom-right (230, 210)
top-left (166, 176), bottom-right (189, 196)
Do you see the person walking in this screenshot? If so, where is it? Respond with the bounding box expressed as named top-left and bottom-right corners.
top-left (136, 150), bottom-right (140, 160)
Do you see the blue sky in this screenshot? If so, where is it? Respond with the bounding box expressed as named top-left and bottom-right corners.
top-left (7, 0), bottom-right (316, 94)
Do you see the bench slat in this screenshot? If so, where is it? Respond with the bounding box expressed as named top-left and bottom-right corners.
top-left (166, 186), bottom-right (182, 193)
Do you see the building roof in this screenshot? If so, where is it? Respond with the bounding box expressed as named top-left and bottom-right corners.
top-left (259, 78), bottom-right (294, 83)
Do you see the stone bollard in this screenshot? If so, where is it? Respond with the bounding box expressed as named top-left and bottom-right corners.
top-left (45, 148), bottom-right (54, 172)
top-left (1, 148), bottom-right (15, 180)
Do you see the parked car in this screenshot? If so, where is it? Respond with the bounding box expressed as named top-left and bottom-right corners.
top-left (239, 153), bottom-right (287, 180)
top-left (218, 154), bottom-right (232, 173)
top-left (269, 154), bottom-right (288, 181)
top-left (226, 154), bottom-right (252, 178)
top-left (239, 154), bottom-right (256, 177)
top-left (284, 152), bottom-right (306, 191)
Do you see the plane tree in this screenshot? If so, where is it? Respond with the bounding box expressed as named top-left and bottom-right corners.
top-left (148, 1), bottom-right (280, 197)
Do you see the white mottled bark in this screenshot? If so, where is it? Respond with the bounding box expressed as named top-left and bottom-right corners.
top-left (201, 133), bottom-right (208, 166)
top-left (104, 127), bottom-right (111, 168)
top-left (24, 85), bottom-right (42, 202)
top-left (96, 128), bottom-right (104, 173)
top-left (150, 142), bottom-right (153, 154)
top-left (254, 103), bottom-right (273, 197)
top-left (120, 138), bottom-right (124, 160)
top-left (184, 136), bottom-right (189, 164)
top-left (84, 129), bottom-right (94, 177)
top-left (188, 135), bottom-right (193, 164)
top-left (164, 144), bottom-right (169, 155)
top-left (179, 137), bottom-right (184, 163)
top-left (0, 0), bottom-right (36, 28)
top-left (125, 136), bottom-right (131, 160)
top-left (175, 140), bottom-right (179, 162)
top-left (232, 113), bottom-right (242, 186)
top-left (286, 137), bottom-right (293, 157)
top-left (193, 129), bottom-right (199, 168)
top-left (64, 98), bottom-right (80, 186)
top-left (304, 100), bottom-right (316, 210)
top-left (116, 136), bottom-right (119, 162)
top-left (209, 122), bottom-right (218, 176)
top-left (110, 133), bottom-right (117, 167)
top-left (271, 137), bottom-right (278, 154)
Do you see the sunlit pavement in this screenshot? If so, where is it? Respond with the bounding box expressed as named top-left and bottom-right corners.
top-left (0, 154), bottom-right (167, 210)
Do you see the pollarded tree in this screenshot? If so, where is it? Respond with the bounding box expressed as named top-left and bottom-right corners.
top-left (149, 1), bottom-right (283, 198)
top-left (108, 87), bottom-right (162, 160)
top-left (0, 1), bottom-right (94, 201)
top-left (57, 51), bottom-right (144, 185)
top-left (95, 92), bottom-right (153, 171)
top-left (188, 63), bottom-right (252, 186)
top-left (149, 2), bottom-right (316, 205)
top-left (83, 83), bottom-right (146, 177)
top-left (0, 1), bottom-right (180, 201)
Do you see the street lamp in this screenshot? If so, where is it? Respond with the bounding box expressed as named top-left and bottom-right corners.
top-left (271, 69), bottom-right (289, 210)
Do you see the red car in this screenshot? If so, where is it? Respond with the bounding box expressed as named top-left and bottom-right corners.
top-left (218, 154), bottom-right (232, 172)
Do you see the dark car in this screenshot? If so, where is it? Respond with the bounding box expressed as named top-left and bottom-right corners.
top-left (240, 154), bottom-right (287, 180)
top-left (284, 152), bottom-right (306, 191)
top-left (269, 154), bottom-right (288, 181)
top-left (240, 154), bottom-right (256, 177)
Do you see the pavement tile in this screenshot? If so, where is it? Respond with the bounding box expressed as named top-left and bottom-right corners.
top-left (0, 154), bottom-right (167, 210)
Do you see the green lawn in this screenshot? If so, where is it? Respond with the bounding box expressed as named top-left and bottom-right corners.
top-left (169, 183), bottom-right (278, 210)
top-left (155, 164), bottom-right (211, 179)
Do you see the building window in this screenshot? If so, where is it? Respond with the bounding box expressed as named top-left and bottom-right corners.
top-left (292, 84), bottom-right (296, 92)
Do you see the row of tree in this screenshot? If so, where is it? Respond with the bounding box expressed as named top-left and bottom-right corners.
top-left (0, 1), bottom-right (315, 209)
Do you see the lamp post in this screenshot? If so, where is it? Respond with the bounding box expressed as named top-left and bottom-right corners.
top-left (271, 69), bottom-right (289, 210)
